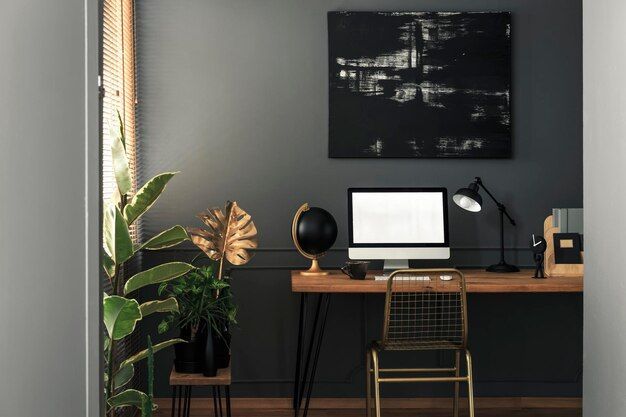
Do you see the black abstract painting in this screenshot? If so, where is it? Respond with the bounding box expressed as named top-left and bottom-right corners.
top-left (328, 12), bottom-right (511, 158)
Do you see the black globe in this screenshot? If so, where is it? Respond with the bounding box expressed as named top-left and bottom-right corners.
top-left (296, 207), bottom-right (338, 256)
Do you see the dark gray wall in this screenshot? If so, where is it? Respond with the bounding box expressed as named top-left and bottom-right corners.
top-left (135, 0), bottom-right (582, 398)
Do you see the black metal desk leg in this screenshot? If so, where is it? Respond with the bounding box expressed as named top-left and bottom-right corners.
top-left (293, 293), bottom-right (308, 410)
top-left (225, 386), bottom-right (232, 417)
top-left (171, 386), bottom-right (177, 417)
top-left (297, 294), bottom-right (324, 414)
top-left (302, 294), bottom-right (332, 417)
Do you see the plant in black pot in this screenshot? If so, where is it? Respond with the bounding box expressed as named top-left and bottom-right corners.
top-left (158, 264), bottom-right (236, 376)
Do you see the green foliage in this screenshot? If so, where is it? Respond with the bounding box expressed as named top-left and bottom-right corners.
top-left (157, 264), bottom-right (238, 341)
top-left (140, 298), bottom-right (179, 318)
top-left (102, 115), bottom-right (191, 417)
top-left (111, 132), bottom-right (132, 195)
top-left (103, 296), bottom-right (141, 340)
top-left (123, 172), bottom-right (177, 225)
top-left (139, 225), bottom-right (190, 251)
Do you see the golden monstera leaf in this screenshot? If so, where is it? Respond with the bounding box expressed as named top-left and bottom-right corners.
top-left (187, 201), bottom-right (258, 278)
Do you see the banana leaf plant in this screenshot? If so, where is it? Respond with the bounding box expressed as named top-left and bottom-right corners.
top-left (103, 115), bottom-right (193, 417)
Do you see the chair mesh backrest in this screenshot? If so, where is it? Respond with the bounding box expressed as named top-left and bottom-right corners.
top-left (381, 269), bottom-right (467, 350)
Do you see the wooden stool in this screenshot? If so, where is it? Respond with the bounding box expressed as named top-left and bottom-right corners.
top-left (170, 366), bottom-right (231, 417)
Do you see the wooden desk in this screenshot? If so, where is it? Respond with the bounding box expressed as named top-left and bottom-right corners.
top-left (292, 269), bottom-right (583, 294)
top-left (290, 269), bottom-right (582, 417)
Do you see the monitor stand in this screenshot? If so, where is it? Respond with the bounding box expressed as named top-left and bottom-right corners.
top-left (383, 259), bottom-right (409, 275)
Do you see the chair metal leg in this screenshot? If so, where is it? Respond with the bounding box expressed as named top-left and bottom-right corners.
top-left (372, 349), bottom-right (381, 417)
top-left (171, 386), bottom-right (177, 417)
top-left (293, 293), bottom-right (308, 411)
top-left (366, 349), bottom-right (372, 417)
top-left (466, 350), bottom-right (475, 417)
top-left (302, 294), bottom-right (332, 417)
top-left (225, 386), bottom-right (232, 417)
top-left (453, 350), bottom-right (460, 417)
top-left (212, 386), bottom-right (219, 417)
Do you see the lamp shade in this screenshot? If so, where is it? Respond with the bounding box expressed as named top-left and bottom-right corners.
top-left (453, 183), bottom-right (482, 212)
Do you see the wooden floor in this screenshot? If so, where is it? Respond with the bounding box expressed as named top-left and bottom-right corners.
top-left (155, 407), bottom-right (581, 417)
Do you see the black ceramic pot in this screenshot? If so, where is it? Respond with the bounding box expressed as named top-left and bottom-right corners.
top-left (213, 321), bottom-right (231, 369)
top-left (202, 324), bottom-right (217, 377)
top-left (174, 326), bottom-right (204, 373)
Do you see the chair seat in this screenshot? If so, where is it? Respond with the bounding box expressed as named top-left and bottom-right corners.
top-left (372, 340), bottom-right (464, 351)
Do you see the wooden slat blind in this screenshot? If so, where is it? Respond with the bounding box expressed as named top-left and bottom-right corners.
top-left (102, 0), bottom-right (138, 237)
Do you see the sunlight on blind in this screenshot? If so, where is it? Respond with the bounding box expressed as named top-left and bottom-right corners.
top-left (102, 0), bottom-right (138, 241)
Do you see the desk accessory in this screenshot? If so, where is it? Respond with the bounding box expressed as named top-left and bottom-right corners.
top-left (291, 203), bottom-right (338, 275)
top-left (554, 233), bottom-right (583, 264)
top-left (454, 176), bottom-right (519, 273)
top-left (530, 234), bottom-right (547, 279)
top-left (543, 213), bottom-right (584, 277)
top-left (341, 261), bottom-right (369, 279)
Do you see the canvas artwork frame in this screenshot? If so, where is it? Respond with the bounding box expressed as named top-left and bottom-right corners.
top-left (328, 11), bottom-right (512, 158)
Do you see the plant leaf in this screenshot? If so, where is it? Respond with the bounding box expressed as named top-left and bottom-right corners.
top-left (114, 206), bottom-right (134, 264)
top-left (119, 338), bottom-right (186, 370)
top-left (113, 364), bottom-right (134, 390)
top-left (139, 298), bottom-right (179, 317)
top-left (103, 203), bottom-right (115, 261)
top-left (107, 389), bottom-right (148, 410)
top-left (103, 204), bottom-right (134, 265)
top-left (103, 251), bottom-right (115, 278)
top-left (103, 296), bottom-right (142, 340)
top-left (111, 131), bottom-right (132, 196)
top-left (139, 225), bottom-right (189, 251)
top-left (123, 172), bottom-right (177, 225)
top-left (188, 201), bottom-right (258, 266)
top-left (124, 262), bottom-right (194, 295)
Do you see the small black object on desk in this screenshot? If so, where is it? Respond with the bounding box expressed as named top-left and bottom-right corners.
top-left (530, 234), bottom-right (547, 279)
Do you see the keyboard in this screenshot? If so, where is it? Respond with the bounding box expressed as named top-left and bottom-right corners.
top-left (374, 275), bottom-right (431, 281)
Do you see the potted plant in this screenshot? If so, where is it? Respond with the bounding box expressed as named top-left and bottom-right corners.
top-left (158, 263), bottom-right (237, 375)
top-left (103, 114), bottom-right (191, 417)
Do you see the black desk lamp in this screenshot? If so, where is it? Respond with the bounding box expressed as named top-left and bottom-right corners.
top-left (453, 177), bottom-right (519, 273)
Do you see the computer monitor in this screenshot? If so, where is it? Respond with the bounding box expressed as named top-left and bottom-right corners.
top-left (348, 188), bottom-right (450, 271)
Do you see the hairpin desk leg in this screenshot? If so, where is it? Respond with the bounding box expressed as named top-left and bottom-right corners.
top-left (293, 293), bottom-right (308, 411)
top-left (302, 294), bottom-right (332, 417)
top-left (297, 294), bottom-right (325, 413)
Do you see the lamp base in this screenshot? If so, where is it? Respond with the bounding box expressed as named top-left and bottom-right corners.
top-left (486, 262), bottom-right (520, 273)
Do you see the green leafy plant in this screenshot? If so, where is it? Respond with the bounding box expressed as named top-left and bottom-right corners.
top-left (157, 264), bottom-right (237, 341)
top-left (103, 114), bottom-right (192, 417)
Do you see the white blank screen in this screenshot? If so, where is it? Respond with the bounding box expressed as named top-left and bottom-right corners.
top-left (351, 192), bottom-right (445, 244)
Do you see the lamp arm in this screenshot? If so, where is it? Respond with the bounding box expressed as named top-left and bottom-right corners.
top-left (475, 177), bottom-right (516, 226)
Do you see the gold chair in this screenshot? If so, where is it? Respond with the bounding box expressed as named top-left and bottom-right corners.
top-left (366, 269), bottom-right (474, 417)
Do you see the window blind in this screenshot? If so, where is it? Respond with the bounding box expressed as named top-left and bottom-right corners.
top-left (102, 0), bottom-right (138, 229)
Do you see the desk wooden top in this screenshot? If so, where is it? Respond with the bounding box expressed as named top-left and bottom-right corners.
top-left (170, 365), bottom-right (231, 386)
top-left (291, 269), bottom-right (583, 293)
